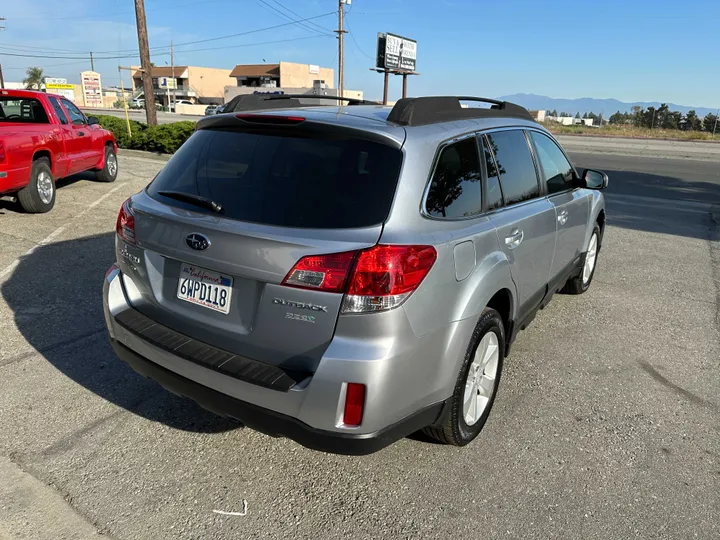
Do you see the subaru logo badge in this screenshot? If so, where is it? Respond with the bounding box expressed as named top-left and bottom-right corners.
top-left (186, 233), bottom-right (210, 251)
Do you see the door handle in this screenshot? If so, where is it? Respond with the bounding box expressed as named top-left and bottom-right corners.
top-left (558, 209), bottom-right (568, 225)
top-left (78, 131), bottom-right (85, 137)
top-left (504, 229), bottom-right (524, 249)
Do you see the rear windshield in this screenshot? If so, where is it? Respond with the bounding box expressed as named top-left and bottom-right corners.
top-left (0, 97), bottom-right (49, 123)
top-left (147, 129), bottom-right (403, 229)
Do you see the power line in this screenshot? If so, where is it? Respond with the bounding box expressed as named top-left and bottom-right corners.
top-left (344, 15), bottom-right (372, 60)
top-left (265, 0), bottom-right (334, 34)
top-left (253, 0), bottom-right (329, 36)
top-left (0, 11), bottom-right (337, 60)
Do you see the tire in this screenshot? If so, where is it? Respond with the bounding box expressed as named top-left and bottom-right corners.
top-left (95, 146), bottom-right (118, 183)
top-left (560, 223), bottom-right (601, 295)
top-left (17, 158), bottom-right (56, 213)
top-left (423, 308), bottom-right (505, 446)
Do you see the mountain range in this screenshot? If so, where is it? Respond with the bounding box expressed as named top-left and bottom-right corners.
top-left (497, 93), bottom-right (717, 117)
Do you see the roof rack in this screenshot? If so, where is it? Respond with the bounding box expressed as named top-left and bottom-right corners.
top-left (386, 96), bottom-right (534, 127)
top-left (222, 93), bottom-right (378, 113)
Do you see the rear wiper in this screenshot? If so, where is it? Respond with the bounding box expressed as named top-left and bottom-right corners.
top-left (157, 191), bottom-right (223, 213)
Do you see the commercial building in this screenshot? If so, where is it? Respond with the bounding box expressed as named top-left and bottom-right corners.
top-left (131, 66), bottom-right (234, 106)
top-left (225, 61), bottom-right (362, 104)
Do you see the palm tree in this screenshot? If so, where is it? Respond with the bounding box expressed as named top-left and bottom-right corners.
top-left (23, 67), bottom-right (44, 90)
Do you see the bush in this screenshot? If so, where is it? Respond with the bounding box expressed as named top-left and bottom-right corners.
top-left (96, 115), bottom-right (195, 154)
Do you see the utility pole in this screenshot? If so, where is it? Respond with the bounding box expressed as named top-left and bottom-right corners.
top-left (335, 0), bottom-right (348, 100)
top-left (0, 18), bottom-right (5, 88)
top-left (713, 108), bottom-right (719, 138)
top-left (170, 40), bottom-right (175, 111)
top-left (133, 0), bottom-right (157, 125)
top-left (90, 51), bottom-right (94, 72)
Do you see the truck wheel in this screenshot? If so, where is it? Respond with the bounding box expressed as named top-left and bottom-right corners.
top-left (423, 308), bottom-right (505, 446)
top-left (96, 146), bottom-right (118, 183)
top-left (17, 158), bottom-right (56, 213)
top-left (560, 224), bottom-right (601, 295)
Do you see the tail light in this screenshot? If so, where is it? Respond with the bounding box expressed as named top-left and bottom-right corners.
top-left (343, 383), bottom-right (366, 426)
top-left (282, 245), bottom-right (437, 313)
top-left (235, 114), bottom-right (305, 125)
top-left (0, 141), bottom-right (6, 164)
top-left (116, 198), bottom-right (136, 244)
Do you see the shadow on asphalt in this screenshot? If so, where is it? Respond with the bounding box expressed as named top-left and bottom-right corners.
top-left (0, 231), bottom-right (239, 433)
top-left (0, 171), bottom-right (107, 214)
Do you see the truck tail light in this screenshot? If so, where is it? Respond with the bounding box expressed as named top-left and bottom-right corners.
top-left (282, 245), bottom-right (437, 313)
top-left (343, 383), bottom-right (366, 426)
top-left (116, 198), bottom-right (136, 244)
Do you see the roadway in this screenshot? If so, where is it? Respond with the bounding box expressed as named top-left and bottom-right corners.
top-left (0, 147), bottom-right (718, 539)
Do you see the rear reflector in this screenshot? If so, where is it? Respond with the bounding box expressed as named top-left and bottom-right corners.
top-left (343, 383), bottom-right (366, 426)
top-left (235, 114), bottom-right (305, 125)
top-left (116, 198), bottom-right (136, 244)
top-left (283, 245), bottom-right (437, 313)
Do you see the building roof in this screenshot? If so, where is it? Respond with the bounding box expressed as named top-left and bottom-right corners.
top-left (132, 66), bottom-right (189, 78)
top-left (230, 64), bottom-right (280, 78)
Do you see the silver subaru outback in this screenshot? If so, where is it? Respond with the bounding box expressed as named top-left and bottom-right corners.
top-left (103, 95), bottom-right (607, 454)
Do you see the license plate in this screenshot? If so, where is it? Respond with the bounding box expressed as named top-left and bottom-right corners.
top-left (177, 263), bottom-right (233, 314)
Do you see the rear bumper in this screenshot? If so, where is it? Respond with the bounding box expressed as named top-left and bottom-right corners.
top-left (103, 264), bottom-right (463, 454)
top-left (110, 337), bottom-right (444, 455)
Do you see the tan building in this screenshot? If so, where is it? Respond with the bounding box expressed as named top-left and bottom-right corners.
top-left (230, 61), bottom-right (334, 89)
top-left (131, 66), bottom-right (234, 106)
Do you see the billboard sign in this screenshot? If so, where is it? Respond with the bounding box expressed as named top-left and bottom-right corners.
top-left (45, 83), bottom-right (75, 101)
top-left (44, 77), bottom-right (68, 86)
top-left (81, 71), bottom-right (103, 108)
top-left (376, 33), bottom-right (417, 72)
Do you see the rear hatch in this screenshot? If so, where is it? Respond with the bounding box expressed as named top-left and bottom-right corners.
top-left (118, 114), bottom-right (404, 374)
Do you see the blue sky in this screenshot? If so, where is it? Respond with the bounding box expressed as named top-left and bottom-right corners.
top-left (1, 0), bottom-right (719, 107)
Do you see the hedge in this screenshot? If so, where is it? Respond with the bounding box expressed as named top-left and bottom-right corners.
top-left (96, 115), bottom-right (195, 154)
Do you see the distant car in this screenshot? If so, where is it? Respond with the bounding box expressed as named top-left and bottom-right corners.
top-left (216, 105), bottom-right (225, 114)
top-left (131, 98), bottom-right (144, 108)
top-left (0, 89), bottom-right (118, 213)
top-left (170, 100), bottom-right (193, 112)
top-left (204, 105), bottom-right (219, 116)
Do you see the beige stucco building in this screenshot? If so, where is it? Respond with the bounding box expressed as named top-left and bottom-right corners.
top-left (229, 61), bottom-right (334, 89)
top-left (131, 66), bottom-right (234, 106)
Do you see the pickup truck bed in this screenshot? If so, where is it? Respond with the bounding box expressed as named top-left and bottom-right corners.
top-left (0, 89), bottom-right (118, 213)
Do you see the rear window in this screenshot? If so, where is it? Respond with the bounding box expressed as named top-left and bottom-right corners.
top-left (0, 97), bottom-right (49, 123)
top-left (147, 129), bottom-right (403, 229)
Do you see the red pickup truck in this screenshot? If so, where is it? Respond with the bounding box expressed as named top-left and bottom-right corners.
top-left (0, 89), bottom-right (118, 213)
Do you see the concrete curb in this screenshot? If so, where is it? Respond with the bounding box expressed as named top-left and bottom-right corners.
top-left (118, 148), bottom-right (171, 162)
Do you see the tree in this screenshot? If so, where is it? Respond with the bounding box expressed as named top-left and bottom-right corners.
top-left (23, 67), bottom-right (44, 90)
top-left (685, 110), bottom-right (702, 131)
top-left (703, 113), bottom-right (719, 134)
top-left (575, 112), bottom-right (581, 119)
top-left (609, 111), bottom-right (625, 124)
top-left (550, 109), bottom-right (558, 117)
top-left (582, 112), bottom-right (589, 119)
top-left (560, 112), bottom-right (572, 117)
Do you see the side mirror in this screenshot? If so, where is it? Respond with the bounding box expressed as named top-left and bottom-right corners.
top-left (87, 116), bottom-right (100, 126)
top-left (582, 168), bottom-right (608, 190)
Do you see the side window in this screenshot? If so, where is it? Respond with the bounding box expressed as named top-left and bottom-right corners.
top-left (48, 97), bottom-right (69, 125)
top-left (480, 135), bottom-right (503, 210)
top-left (485, 130), bottom-right (539, 206)
top-left (426, 137), bottom-right (482, 219)
top-left (61, 99), bottom-right (86, 125)
top-left (529, 131), bottom-right (575, 194)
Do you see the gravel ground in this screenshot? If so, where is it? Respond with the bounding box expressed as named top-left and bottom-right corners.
top-left (0, 150), bottom-right (718, 539)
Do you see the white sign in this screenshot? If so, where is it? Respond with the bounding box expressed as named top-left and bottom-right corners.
top-left (44, 77), bottom-right (67, 85)
top-left (309, 64), bottom-right (320, 74)
top-left (159, 77), bottom-right (177, 89)
top-left (80, 71), bottom-right (103, 108)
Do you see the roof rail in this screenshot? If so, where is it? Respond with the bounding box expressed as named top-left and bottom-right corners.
top-left (222, 93), bottom-right (378, 113)
top-left (386, 96), bottom-right (534, 126)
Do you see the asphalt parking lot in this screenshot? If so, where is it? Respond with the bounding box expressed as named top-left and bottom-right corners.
top-left (1, 146), bottom-right (718, 539)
